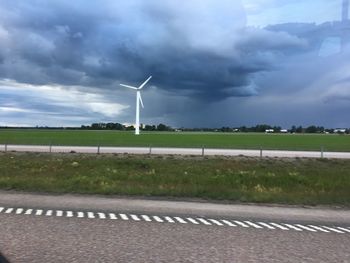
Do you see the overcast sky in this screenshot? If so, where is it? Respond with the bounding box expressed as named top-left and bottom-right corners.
top-left (0, 0), bottom-right (349, 128)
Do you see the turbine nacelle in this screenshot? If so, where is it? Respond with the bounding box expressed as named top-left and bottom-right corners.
top-left (120, 76), bottom-right (152, 90)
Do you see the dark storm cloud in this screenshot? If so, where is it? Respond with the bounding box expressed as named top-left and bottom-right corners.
top-left (0, 0), bottom-right (308, 102)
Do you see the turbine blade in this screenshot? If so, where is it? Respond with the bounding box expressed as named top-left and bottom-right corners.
top-left (138, 76), bottom-right (152, 90)
top-left (120, 84), bottom-right (138, 90)
top-left (139, 93), bottom-right (144, 108)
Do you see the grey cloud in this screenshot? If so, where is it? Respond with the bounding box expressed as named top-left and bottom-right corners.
top-left (0, 0), bottom-right (348, 128)
top-left (0, 0), bottom-right (311, 102)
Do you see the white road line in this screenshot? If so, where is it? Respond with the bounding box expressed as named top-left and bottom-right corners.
top-left (321, 226), bottom-right (345, 234)
top-left (56, 210), bottom-right (63, 217)
top-left (25, 209), bottom-right (33, 215)
top-left (245, 221), bottom-right (263, 229)
top-left (284, 224), bottom-right (303, 231)
top-left (35, 209), bottom-right (43, 216)
top-left (153, 216), bottom-right (164, 223)
top-left (295, 224), bottom-right (317, 232)
top-left (45, 210), bottom-right (53, 216)
top-left (336, 227), bottom-right (350, 233)
top-left (141, 215), bottom-right (152, 222)
top-left (208, 219), bottom-right (224, 226)
top-left (221, 220), bottom-right (236, 227)
top-left (5, 208), bottom-right (13, 214)
top-left (307, 225), bottom-right (330, 233)
top-left (130, 214), bottom-right (141, 221)
top-left (187, 218), bottom-right (199, 224)
top-left (66, 211), bottom-right (73, 217)
top-left (197, 218), bottom-right (212, 225)
top-left (270, 223), bottom-right (289, 230)
top-left (98, 212), bottom-right (106, 219)
top-left (258, 222), bottom-right (275, 230)
top-left (119, 214), bottom-right (129, 220)
top-left (15, 208), bottom-right (24, 214)
top-left (234, 221), bottom-right (249, 228)
top-left (109, 213), bottom-right (117, 220)
top-left (174, 217), bottom-right (187, 224)
top-left (87, 212), bottom-right (95, 218)
top-left (164, 216), bottom-right (175, 223)
top-left (2, 206), bottom-right (349, 236)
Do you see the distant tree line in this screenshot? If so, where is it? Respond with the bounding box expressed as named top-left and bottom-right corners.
top-left (0, 123), bottom-right (349, 134)
top-left (80, 123), bottom-right (173, 131)
top-left (178, 124), bottom-right (349, 134)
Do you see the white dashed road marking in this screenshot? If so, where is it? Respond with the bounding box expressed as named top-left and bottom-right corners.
top-left (197, 218), bottom-right (212, 225)
top-left (269, 223), bottom-right (289, 230)
top-left (16, 208), bottom-right (24, 214)
top-left (35, 209), bottom-right (43, 216)
top-left (56, 210), bottom-right (63, 217)
top-left (284, 224), bottom-right (303, 231)
top-left (141, 215), bottom-right (152, 222)
top-left (187, 218), bottom-right (199, 225)
top-left (336, 227), bottom-right (350, 233)
top-left (321, 226), bottom-right (345, 234)
top-left (221, 220), bottom-right (236, 227)
top-left (208, 219), bottom-right (224, 226)
top-left (295, 224), bottom-right (317, 232)
top-left (258, 222), bottom-right (275, 230)
top-left (174, 217), bottom-right (187, 224)
top-left (25, 209), bottom-right (33, 215)
top-left (153, 216), bottom-right (164, 223)
top-left (130, 214), bottom-right (141, 221)
top-left (164, 216), bottom-right (175, 223)
top-left (308, 225), bottom-right (330, 233)
top-left (234, 221), bottom-right (249, 228)
top-left (45, 210), bottom-right (53, 216)
top-left (5, 208), bottom-right (14, 214)
top-left (0, 206), bottom-right (348, 235)
top-left (109, 213), bottom-right (117, 220)
top-left (119, 214), bottom-right (129, 220)
top-left (87, 212), bottom-right (95, 219)
top-left (98, 212), bottom-right (106, 219)
top-left (245, 221), bottom-right (263, 229)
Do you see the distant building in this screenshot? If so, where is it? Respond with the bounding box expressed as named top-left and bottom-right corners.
top-left (265, 129), bottom-right (274, 133)
top-left (280, 129), bottom-right (288, 133)
top-left (334, 128), bottom-right (346, 133)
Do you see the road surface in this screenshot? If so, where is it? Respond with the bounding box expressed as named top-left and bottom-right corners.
top-left (0, 191), bottom-right (349, 262)
top-left (1, 144), bottom-right (350, 159)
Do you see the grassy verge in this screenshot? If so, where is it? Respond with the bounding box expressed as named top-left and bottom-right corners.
top-left (0, 152), bottom-right (350, 206)
top-left (0, 129), bottom-right (350, 151)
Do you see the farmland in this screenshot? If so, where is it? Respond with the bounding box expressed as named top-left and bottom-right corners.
top-left (0, 129), bottom-right (349, 151)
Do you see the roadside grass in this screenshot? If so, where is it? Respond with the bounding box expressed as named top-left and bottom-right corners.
top-left (0, 152), bottom-right (349, 206)
top-left (0, 129), bottom-right (349, 151)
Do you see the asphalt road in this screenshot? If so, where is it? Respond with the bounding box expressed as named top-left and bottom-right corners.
top-left (0, 192), bottom-right (349, 263)
top-left (1, 144), bottom-right (350, 159)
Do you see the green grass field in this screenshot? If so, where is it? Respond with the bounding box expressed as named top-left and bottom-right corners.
top-left (0, 129), bottom-right (349, 151)
top-left (1, 152), bottom-right (349, 206)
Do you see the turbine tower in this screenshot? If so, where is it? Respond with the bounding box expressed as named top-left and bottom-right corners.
top-left (342, 0), bottom-right (350, 51)
top-left (120, 76), bottom-right (152, 135)
top-left (342, 0), bottom-right (349, 21)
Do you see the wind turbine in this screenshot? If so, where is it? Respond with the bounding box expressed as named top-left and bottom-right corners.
top-left (120, 76), bottom-right (152, 135)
